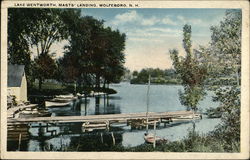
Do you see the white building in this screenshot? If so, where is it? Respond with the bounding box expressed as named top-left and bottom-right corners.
top-left (7, 64), bottom-right (27, 103)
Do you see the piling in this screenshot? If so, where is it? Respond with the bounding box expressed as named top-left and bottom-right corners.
top-left (153, 121), bottom-right (156, 148)
top-left (101, 133), bottom-right (103, 143)
top-left (111, 132), bottom-right (115, 145)
top-left (18, 133), bottom-right (22, 151)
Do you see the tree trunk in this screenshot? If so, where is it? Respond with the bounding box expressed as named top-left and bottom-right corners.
top-left (38, 77), bottom-right (42, 91)
top-left (74, 80), bottom-right (77, 96)
top-left (103, 79), bottom-right (106, 88)
top-left (96, 73), bottom-right (100, 89)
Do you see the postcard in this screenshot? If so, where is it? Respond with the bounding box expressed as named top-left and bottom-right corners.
top-left (1, 0), bottom-right (249, 159)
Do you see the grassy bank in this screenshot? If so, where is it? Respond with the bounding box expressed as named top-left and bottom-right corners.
top-left (111, 132), bottom-right (240, 152)
top-left (111, 130), bottom-right (240, 152)
top-left (60, 130), bottom-right (239, 152)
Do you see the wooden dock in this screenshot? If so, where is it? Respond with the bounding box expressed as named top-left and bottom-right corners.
top-left (8, 110), bottom-right (198, 125)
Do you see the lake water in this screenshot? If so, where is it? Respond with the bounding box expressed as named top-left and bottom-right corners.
top-left (7, 83), bottom-right (221, 151)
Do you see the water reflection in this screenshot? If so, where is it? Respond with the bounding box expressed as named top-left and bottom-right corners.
top-left (8, 84), bottom-right (221, 151)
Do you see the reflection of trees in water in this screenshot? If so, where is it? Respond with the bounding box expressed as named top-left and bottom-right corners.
top-left (7, 124), bottom-right (29, 151)
top-left (95, 97), bottom-right (100, 115)
top-left (68, 132), bottom-right (123, 151)
top-left (98, 95), bottom-right (121, 115)
top-left (73, 95), bottom-right (122, 115)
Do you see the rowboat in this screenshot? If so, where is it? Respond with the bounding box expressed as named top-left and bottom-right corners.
top-left (144, 133), bottom-right (161, 144)
top-left (19, 109), bottom-right (52, 118)
top-left (55, 94), bottom-right (75, 99)
top-left (171, 113), bottom-right (202, 122)
top-left (45, 101), bottom-right (71, 107)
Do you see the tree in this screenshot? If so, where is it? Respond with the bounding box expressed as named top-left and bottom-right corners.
top-left (199, 10), bottom-right (241, 151)
top-left (33, 54), bottom-right (57, 90)
top-left (132, 71), bottom-right (139, 77)
top-left (26, 9), bottom-right (68, 56)
top-left (8, 8), bottom-right (68, 89)
top-left (8, 9), bottom-right (33, 86)
top-left (102, 28), bottom-right (126, 86)
top-left (170, 24), bottom-right (207, 112)
top-left (60, 12), bottom-right (126, 90)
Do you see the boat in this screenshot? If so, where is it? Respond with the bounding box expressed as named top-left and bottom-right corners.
top-left (55, 94), bottom-right (75, 99)
top-left (171, 113), bottom-right (202, 122)
top-left (144, 133), bottom-right (161, 144)
top-left (45, 94), bottom-right (77, 107)
top-left (19, 109), bottom-right (52, 118)
top-left (82, 121), bottom-right (109, 132)
top-left (45, 101), bottom-right (71, 107)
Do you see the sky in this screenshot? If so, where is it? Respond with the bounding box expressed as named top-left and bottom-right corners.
top-left (51, 8), bottom-right (228, 72)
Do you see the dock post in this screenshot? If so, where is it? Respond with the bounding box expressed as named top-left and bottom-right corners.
top-left (153, 121), bottom-right (156, 149)
top-left (18, 133), bottom-right (22, 151)
top-left (101, 133), bottom-right (103, 143)
top-left (60, 135), bottom-right (63, 151)
top-left (111, 132), bottom-right (115, 145)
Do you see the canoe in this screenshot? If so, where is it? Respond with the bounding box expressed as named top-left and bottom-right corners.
top-left (55, 94), bottom-right (75, 99)
top-left (45, 101), bottom-right (71, 107)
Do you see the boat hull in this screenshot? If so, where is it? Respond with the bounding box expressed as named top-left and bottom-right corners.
top-left (144, 133), bottom-right (161, 144)
top-left (45, 101), bottom-right (71, 107)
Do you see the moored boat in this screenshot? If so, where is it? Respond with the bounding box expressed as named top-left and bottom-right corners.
top-left (171, 113), bottom-right (202, 122)
top-left (144, 133), bottom-right (161, 144)
top-left (45, 101), bottom-right (71, 107)
top-left (19, 109), bottom-right (52, 118)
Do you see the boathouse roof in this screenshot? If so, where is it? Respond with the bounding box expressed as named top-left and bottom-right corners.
top-left (8, 64), bottom-right (25, 87)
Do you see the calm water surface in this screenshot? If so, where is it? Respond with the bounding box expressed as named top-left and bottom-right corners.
top-left (8, 83), bottom-right (221, 151)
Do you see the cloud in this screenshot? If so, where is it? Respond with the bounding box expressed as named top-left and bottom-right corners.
top-left (126, 27), bottom-right (182, 41)
top-left (111, 10), bottom-right (178, 27)
top-left (112, 10), bottom-right (139, 25)
top-left (141, 16), bottom-right (160, 26)
top-left (177, 15), bottom-right (205, 26)
top-left (145, 27), bottom-right (180, 33)
top-left (162, 16), bottom-right (177, 25)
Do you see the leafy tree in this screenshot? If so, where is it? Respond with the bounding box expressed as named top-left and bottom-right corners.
top-left (60, 11), bottom-right (126, 90)
top-left (199, 10), bottom-right (242, 150)
top-left (8, 8), bottom-right (68, 89)
top-left (8, 9), bottom-right (33, 86)
top-left (102, 27), bottom-right (126, 86)
top-left (33, 54), bottom-right (57, 90)
top-left (26, 9), bottom-right (68, 56)
top-left (170, 24), bottom-right (207, 111)
top-left (132, 71), bottom-right (139, 77)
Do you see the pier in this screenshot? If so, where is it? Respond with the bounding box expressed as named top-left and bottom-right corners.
top-left (8, 110), bottom-right (199, 125)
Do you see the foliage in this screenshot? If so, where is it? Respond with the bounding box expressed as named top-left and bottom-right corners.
top-left (8, 8), bottom-right (68, 88)
top-left (206, 107), bottom-right (222, 118)
top-left (199, 9), bottom-right (242, 150)
top-left (130, 68), bottom-right (180, 84)
top-left (28, 82), bottom-right (117, 97)
top-left (170, 24), bottom-right (207, 111)
top-left (33, 54), bottom-right (57, 90)
top-left (8, 8), bottom-right (126, 92)
top-left (110, 130), bottom-right (239, 152)
top-left (198, 10), bottom-right (241, 87)
top-left (25, 9), bottom-right (68, 56)
top-left (8, 9), bottom-right (33, 85)
top-left (59, 9), bottom-right (126, 89)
